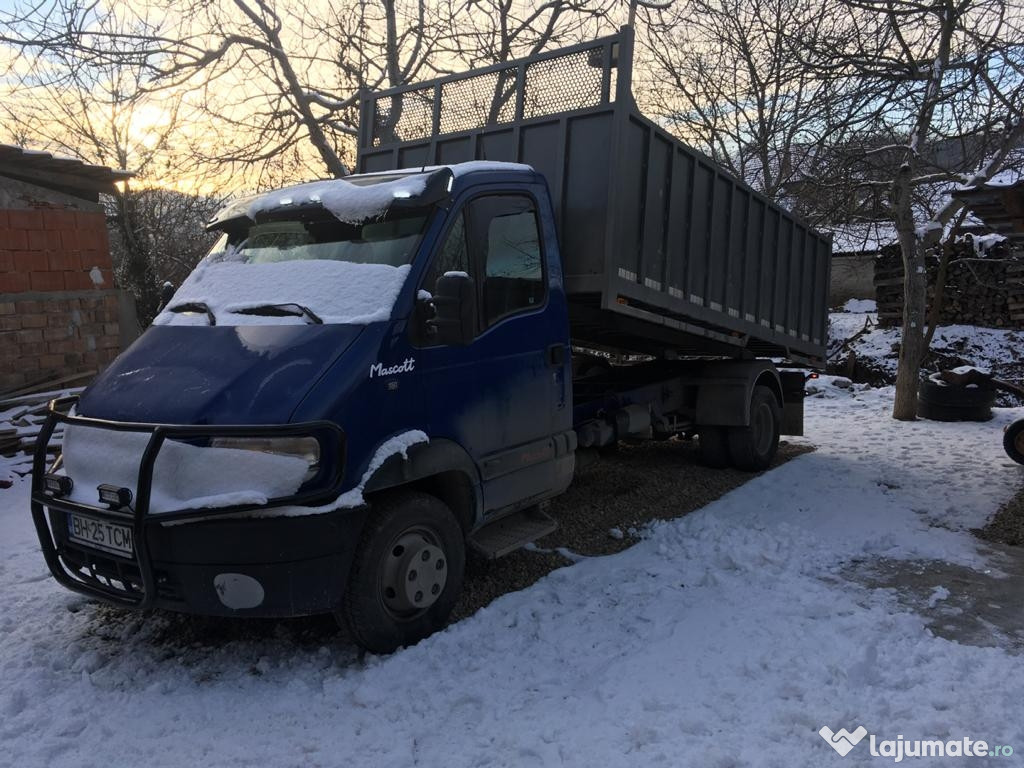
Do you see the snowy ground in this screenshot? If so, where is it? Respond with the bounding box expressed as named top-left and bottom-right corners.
top-left (829, 300), bottom-right (1024, 385)
top-left (2, 383), bottom-right (1024, 767)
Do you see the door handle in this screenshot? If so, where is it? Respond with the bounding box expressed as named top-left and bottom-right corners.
top-left (547, 344), bottom-right (565, 368)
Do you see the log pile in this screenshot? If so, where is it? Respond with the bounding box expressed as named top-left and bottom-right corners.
top-left (874, 237), bottom-right (1024, 328)
top-left (0, 387), bottom-right (82, 488)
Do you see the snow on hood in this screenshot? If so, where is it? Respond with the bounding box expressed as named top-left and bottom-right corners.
top-left (152, 261), bottom-right (411, 327)
top-left (60, 423), bottom-right (309, 515)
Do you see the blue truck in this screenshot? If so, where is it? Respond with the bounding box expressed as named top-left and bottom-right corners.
top-left (31, 29), bottom-right (830, 653)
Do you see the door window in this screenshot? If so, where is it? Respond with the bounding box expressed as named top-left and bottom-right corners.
top-left (472, 196), bottom-right (545, 327)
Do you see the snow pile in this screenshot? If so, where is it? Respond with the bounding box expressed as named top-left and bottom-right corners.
top-left (60, 424), bottom-right (309, 514)
top-left (829, 305), bottom-right (1024, 381)
top-left (841, 298), bottom-right (876, 313)
top-left (154, 261), bottom-right (411, 328)
top-left (1, 386), bottom-right (1023, 766)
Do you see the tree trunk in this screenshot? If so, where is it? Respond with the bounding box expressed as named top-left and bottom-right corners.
top-left (891, 168), bottom-right (925, 420)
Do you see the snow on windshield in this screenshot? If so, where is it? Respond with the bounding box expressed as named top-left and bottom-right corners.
top-left (153, 259), bottom-right (412, 327)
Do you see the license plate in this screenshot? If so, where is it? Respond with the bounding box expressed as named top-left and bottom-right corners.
top-left (67, 513), bottom-right (134, 558)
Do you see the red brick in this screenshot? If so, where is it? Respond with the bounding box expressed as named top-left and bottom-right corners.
top-left (97, 334), bottom-right (119, 349)
top-left (19, 357), bottom-right (39, 372)
top-left (47, 251), bottom-right (81, 271)
top-left (48, 313), bottom-right (70, 327)
top-left (42, 326), bottom-right (70, 340)
top-left (13, 251), bottom-right (40, 272)
top-left (14, 300), bottom-right (41, 313)
top-left (0, 273), bottom-right (29, 292)
top-left (20, 314), bottom-right (48, 329)
top-left (9, 209), bottom-right (43, 230)
top-left (0, 251), bottom-right (12, 272)
top-left (75, 211), bottom-right (106, 230)
top-left (0, 211), bottom-right (8, 229)
top-left (26, 229), bottom-right (47, 251)
top-left (0, 316), bottom-right (20, 331)
top-left (4, 229), bottom-right (27, 250)
top-left (64, 271), bottom-right (93, 290)
top-left (44, 299), bottom-right (69, 313)
top-left (0, 372), bottom-right (26, 389)
top-left (103, 322), bottom-right (120, 336)
top-left (38, 353), bottom-right (65, 369)
top-left (0, 302), bottom-right (13, 315)
top-left (15, 328), bottom-right (42, 344)
top-left (83, 250), bottom-right (112, 270)
top-left (44, 230), bottom-right (62, 250)
top-left (59, 230), bottom-right (81, 250)
top-left (42, 209), bottom-right (76, 230)
top-left (29, 271), bottom-right (65, 291)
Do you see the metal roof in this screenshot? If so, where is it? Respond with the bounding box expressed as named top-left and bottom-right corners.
top-left (0, 143), bottom-right (133, 201)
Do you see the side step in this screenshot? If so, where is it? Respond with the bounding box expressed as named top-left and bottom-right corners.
top-left (468, 507), bottom-right (558, 560)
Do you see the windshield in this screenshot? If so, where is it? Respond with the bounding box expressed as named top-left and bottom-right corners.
top-left (210, 212), bottom-right (429, 267)
top-left (154, 210), bottom-right (431, 328)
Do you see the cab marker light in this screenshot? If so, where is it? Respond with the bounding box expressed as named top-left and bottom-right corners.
top-left (43, 473), bottom-right (73, 498)
top-left (98, 484), bottom-right (133, 509)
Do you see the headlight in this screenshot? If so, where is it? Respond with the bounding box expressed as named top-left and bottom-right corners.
top-left (209, 436), bottom-right (321, 481)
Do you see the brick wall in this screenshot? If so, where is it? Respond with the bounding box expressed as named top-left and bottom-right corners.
top-left (0, 193), bottom-right (124, 395)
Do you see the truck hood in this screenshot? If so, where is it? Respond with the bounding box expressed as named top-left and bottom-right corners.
top-left (76, 324), bottom-right (364, 424)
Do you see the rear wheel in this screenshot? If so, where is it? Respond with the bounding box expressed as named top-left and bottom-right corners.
top-left (1004, 419), bottom-right (1024, 465)
top-left (340, 491), bottom-right (465, 654)
top-left (698, 426), bottom-right (731, 468)
top-left (727, 385), bottom-right (781, 471)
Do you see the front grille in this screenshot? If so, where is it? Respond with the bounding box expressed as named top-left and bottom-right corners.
top-left (58, 541), bottom-right (182, 603)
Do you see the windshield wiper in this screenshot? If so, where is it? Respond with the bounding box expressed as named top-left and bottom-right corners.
top-left (235, 303), bottom-right (323, 324)
top-left (167, 301), bottom-right (216, 326)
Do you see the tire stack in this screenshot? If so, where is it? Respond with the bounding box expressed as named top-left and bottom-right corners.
top-left (918, 378), bottom-right (996, 422)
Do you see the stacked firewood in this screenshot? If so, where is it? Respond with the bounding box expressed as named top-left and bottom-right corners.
top-left (0, 388), bottom-right (81, 488)
top-left (874, 238), bottom-right (1024, 328)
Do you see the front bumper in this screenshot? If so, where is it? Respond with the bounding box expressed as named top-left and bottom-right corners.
top-left (31, 396), bottom-right (364, 617)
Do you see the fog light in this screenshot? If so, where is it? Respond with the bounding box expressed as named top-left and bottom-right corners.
top-left (43, 473), bottom-right (73, 497)
top-left (98, 484), bottom-right (133, 509)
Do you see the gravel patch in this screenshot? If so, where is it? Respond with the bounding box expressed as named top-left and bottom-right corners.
top-left (977, 487), bottom-right (1024, 546)
top-left (451, 438), bottom-right (812, 621)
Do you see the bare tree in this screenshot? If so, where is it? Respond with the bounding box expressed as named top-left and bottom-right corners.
top-left (798, 0), bottom-right (1024, 420)
top-left (0, 2), bottom-right (224, 323)
top-left (638, 0), bottom-right (889, 214)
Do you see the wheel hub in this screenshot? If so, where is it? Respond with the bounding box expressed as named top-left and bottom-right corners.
top-left (380, 531), bottom-right (448, 615)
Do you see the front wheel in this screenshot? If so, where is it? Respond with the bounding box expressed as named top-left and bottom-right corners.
top-left (1004, 420), bottom-right (1024, 465)
top-left (340, 491), bottom-right (465, 654)
top-left (727, 385), bottom-right (781, 471)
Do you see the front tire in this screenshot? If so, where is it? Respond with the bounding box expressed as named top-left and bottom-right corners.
top-left (340, 491), bottom-right (465, 654)
top-left (727, 385), bottom-right (781, 471)
top-left (1004, 419), bottom-right (1024, 465)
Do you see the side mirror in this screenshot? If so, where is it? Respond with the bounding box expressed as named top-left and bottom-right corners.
top-left (158, 281), bottom-right (176, 312)
top-left (426, 272), bottom-right (476, 345)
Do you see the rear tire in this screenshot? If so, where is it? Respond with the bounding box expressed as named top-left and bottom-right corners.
top-left (727, 385), bottom-right (781, 471)
top-left (1004, 420), bottom-right (1024, 465)
top-left (340, 491), bottom-right (465, 654)
top-left (698, 426), bottom-right (731, 468)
